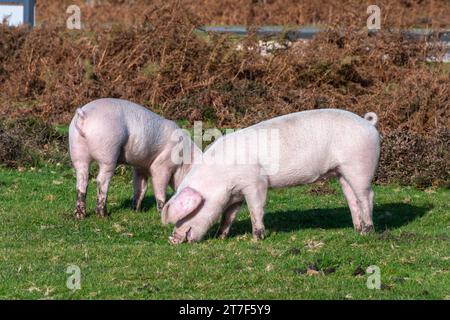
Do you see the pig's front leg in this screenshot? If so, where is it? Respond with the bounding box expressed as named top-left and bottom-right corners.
top-left (149, 151), bottom-right (177, 213)
top-left (216, 201), bottom-right (243, 239)
top-left (150, 167), bottom-right (174, 213)
top-left (132, 168), bottom-right (149, 211)
top-left (243, 179), bottom-right (268, 241)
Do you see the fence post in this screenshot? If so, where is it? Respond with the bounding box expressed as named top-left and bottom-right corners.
top-left (23, 0), bottom-right (35, 26)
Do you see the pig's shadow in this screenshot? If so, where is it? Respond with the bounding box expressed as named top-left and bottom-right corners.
top-left (217, 203), bottom-right (431, 238)
top-left (118, 196), bottom-right (157, 212)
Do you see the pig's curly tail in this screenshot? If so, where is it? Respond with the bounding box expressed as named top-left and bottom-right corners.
top-left (364, 112), bottom-right (378, 126)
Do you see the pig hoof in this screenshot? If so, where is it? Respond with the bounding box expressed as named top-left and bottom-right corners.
top-left (360, 225), bottom-right (375, 235)
top-left (215, 230), bottom-right (229, 239)
top-left (96, 206), bottom-right (108, 218)
top-left (253, 229), bottom-right (265, 241)
top-left (74, 210), bottom-right (86, 220)
top-left (74, 205), bottom-right (86, 219)
top-left (156, 200), bottom-right (165, 213)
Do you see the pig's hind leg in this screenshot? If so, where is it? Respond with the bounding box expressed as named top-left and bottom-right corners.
top-left (70, 137), bottom-right (91, 219)
top-left (132, 168), bottom-right (149, 211)
top-left (95, 162), bottom-right (117, 217)
top-left (358, 187), bottom-right (375, 234)
top-left (73, 161), bottom-right (90, 219)
top-left (338, 166), bottom-right (375, 234)
top-left (216, 201), bottom-right (243, 239)
top-left (338, 175), bottom-right (362, 232)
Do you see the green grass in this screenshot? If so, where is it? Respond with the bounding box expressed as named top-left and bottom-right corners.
top-left (0, 166), bottom-right (448, 300)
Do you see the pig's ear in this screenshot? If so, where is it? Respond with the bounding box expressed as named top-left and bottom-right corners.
top-left (161, 187), bottom-right (203, 225)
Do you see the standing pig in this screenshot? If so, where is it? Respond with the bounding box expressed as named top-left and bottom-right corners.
top-left (161, 109), bottom-right (380, 244)
top-left (69, 98), bottom-right (202, 219)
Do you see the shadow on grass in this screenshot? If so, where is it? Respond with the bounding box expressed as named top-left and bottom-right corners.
top-left (117, 195), bottom-right (157, 212)
top-left (114, 196), bottom-right (431, 239)
top-left (222, 203), bottom-right (432, 238)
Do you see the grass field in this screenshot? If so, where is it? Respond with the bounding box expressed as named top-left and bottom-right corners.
top-left (0, 165), bottom-right (448, 299)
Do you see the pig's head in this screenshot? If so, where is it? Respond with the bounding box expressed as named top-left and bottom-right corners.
top-left (161, 186), bottom-right (223, 244)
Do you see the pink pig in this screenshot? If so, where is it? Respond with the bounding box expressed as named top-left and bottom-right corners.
top-left (161, 109), bottom-right (380, 244)
top-left (69, 98), bottom-right (202, 219)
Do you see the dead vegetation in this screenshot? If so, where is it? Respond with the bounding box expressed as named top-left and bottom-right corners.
top-left (35, 0), bottom-right (450, 29)
top-left (0, 1), bottom-right (448, 186)
top-left (376, 128), bottom-right (449, 188)
top-left (0, 118), bottom-right (67, 167)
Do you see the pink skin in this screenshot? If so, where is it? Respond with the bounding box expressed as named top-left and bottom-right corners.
top-left (68, 98), bottom-right (202, 218)
top-left (162, 109), bottom-right (380, 244)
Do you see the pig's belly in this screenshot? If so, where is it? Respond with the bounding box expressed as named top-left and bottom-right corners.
top-left (267, 168), bottom-right (337, 189)
top-left (117, 144), bottom-right (157, 169)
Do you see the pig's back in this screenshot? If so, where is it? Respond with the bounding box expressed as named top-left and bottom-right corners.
top-left (80, 98), bottom-right (177, 165)
top-left (206, 109), bottom-right (379, 187)
top-left (261, 109), bottom-right (379, 186)
top-left (260, 109), bottom-right (378, 151)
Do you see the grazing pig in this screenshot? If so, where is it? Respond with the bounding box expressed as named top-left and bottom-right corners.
top-left (69, 98), bottom-right (202, 219)
top-left (161, 109), bottom-right (380, 244)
